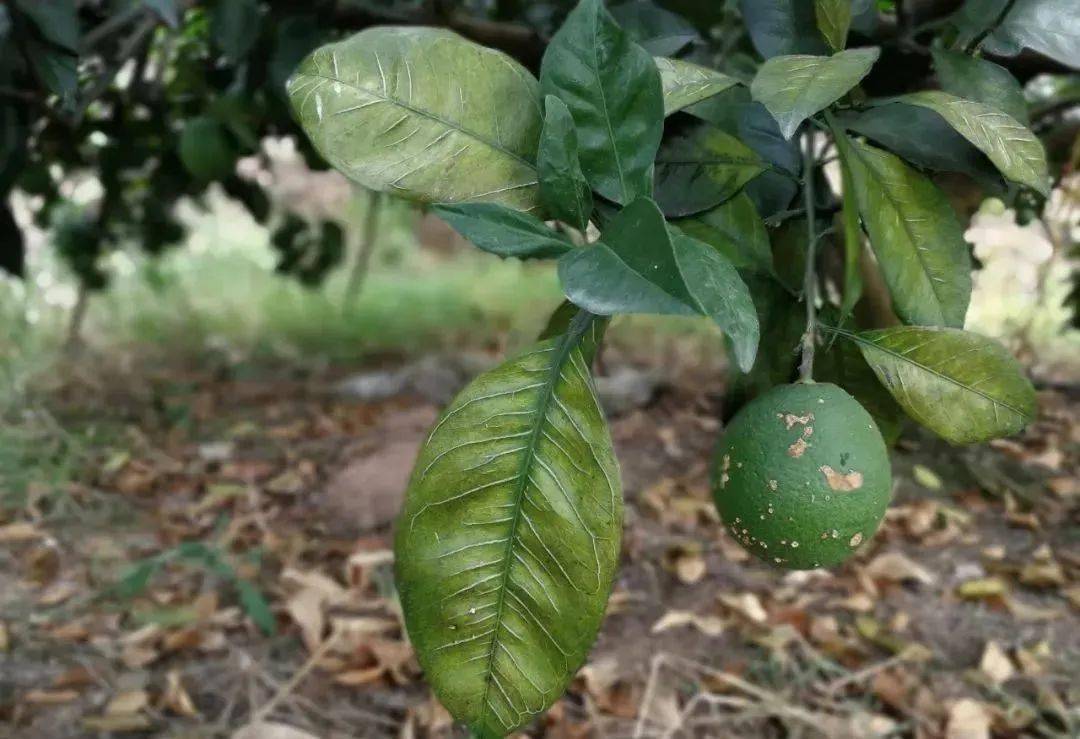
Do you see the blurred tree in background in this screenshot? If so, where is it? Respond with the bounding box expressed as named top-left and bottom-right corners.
top-left (1, 0), bottom-right (1078, 336)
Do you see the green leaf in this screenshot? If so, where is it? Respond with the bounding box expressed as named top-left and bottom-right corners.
top-left (540, 0), bottom-right (664, 205)
top-left (538, 96), bottom-right (592, 231)
top-left (675, 191), bottom-right (774, 275)
top-left (559, 198), bottom-right (759, 371)
top-left (654, 121), bottom-right (766, 217)
top-left (740, 0), bottom-right (829, 58)
top-left (14, 0), bottom-right (79, 52)
top-left (395, 314), bottom-right (622, 737)
top-left (750, 47), bottom-right (879, 139)
top-left (836, 326), bottom-right (1036, 444)
top-left (983, 0), bottom-right (1080, 71)
top-left (900, 91), bottom-right (1049, 195)
top-left (236, 580), bottom-right (276, 635)
top-left (724, 276), bottom-right (804, 415)
top-left (143, 0), bottom-right (179, 28)
top-left (656, 57), bottom-right (739, 115)
top-left (211, 0), bottom-right (261, 61)
top-left (433, 203), bottom-right (574, 260)
top-left (26, 37), bottom-right (77, 101)
top-left (815, 0), bottom-right (853, 51)
top-left (931, 48), bottom-right (1028, 125)
top-left (839, 103), bottom-right (1002, 189)
top-left (0, 204), bottom-right (24, 277)
top-left (610, 0), bottom-right (699, 56)
top-left (834, 133), bottom-right (972, 328)
top-left (289, 27), bottom-right (543, 212)
top-left (837, 152), bottom-right (863, 322)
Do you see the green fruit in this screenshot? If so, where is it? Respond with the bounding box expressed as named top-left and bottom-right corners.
top-left (178, 116), bottom-right (238, 181)
top-left (712, 382), bottom-right (891, 569)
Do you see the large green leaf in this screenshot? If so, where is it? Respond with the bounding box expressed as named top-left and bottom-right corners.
top-left (433, 203), bottom-right (574, 260)
top-left (836, 326), bottom-right (1036, 444)
top-left (834, 134), bottom-right (972, 329)
top-left (540, 0), bottom-right (664, 205)
top-left (675, 191), bottom-right (773, 275)
top-left (750, 47), bottom-right (879, 139)
top-left (739, 0), bottom-right (829, 58)
top-left (901, 91), bottom-right (1049, 195)
top-left (288, 27), bottom-right (544, 212)
top-left (931, 48), bottom-right (1028, 125)
top-left (559, 198), bottom-right (759, 371)
top-left (814, 0), bottom-right (852, 51)
top-left (13, 0), bottom-right (79, 52)
top-left (983, 0), bottom-right (1080, 71)
top-left (395, 313), bottom-right (621, 737)
top-left (837, 152), bottom-right (863, 322)
top-left (211, 0), bottom-right (262, 61)
top-left (611, 0), bottom-right (699, 56)
top-left (654, 121), bottom-right (765, 217)
top-left (656, 57), bottom-right (738, 115)
top-left (538, 96), bottom-right (592, 232)
top-left (839, 103), bottom-right (1002, 189)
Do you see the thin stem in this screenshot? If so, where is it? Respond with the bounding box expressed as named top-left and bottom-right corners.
top-left (799, 131), bottom-right (818, 383)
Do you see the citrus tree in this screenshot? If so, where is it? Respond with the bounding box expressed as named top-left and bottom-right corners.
top-left (282, 0), bottom-right (1079, 735)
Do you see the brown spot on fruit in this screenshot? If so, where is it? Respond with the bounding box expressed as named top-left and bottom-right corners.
top-left (849, 532), bottom-right (863, 548)
top-left (787, 437), bottom-right (810, 457)
top-left (778, 412), bottom-right (814, 429)
top-left (819, 465), bottom-right (864, 491)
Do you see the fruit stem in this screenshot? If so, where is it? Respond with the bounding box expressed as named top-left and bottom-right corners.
top-left (799, 128), bottom-right (819, 382)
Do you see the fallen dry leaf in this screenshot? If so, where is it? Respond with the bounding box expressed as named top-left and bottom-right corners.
top-left (232, 722), bottom-right (320, 739)
top-left (956, 577), bottom-right (1008, 599)
top-left (24, 689), bottom-right (81, 705)
top-left (1019, 559), bottom-right (1065, 587)
top-left (650, 609), bottom-right (724, 637)
top-left (978, 641), bottom-right (1015, 685)
top-left (945, 699), bottom-right (990, 739)
top-left (717, 592), bottom-right (768, 624)
top-left (0, 522), bottom-right (44, 543)
top-left (161, 670), bottom-right (198, 717)
top-left (864, 552), bottom-right (936, 585)
top-left (105, 689), bottom-right (149, 716)
top-left (83, 714), bottom-right (153, 732)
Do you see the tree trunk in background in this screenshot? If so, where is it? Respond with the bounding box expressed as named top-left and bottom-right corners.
top-left (342, 189), bottom-right (383, 313)
top-left (64, 284), bottom-right (89, 354)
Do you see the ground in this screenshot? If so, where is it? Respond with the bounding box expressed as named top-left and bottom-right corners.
top-left (0, 349), bottom-right (1077, 739)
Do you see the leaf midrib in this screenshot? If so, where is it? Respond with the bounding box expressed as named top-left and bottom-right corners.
top-left (836, 327), bottom-right (1031, 420)
top-left (845, 139), bottom-right (956, 325)
top-left (476, 313), bottom-right (593, 731)
top-left (297, 70), bottom-right (538, 172)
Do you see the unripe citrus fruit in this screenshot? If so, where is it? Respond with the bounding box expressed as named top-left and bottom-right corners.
top-left (712, 382), bottom-right (891, 569)
top-left (178, 116), bottom-right (238, 182)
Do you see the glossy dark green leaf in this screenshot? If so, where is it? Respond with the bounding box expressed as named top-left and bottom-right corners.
top-left (901, 91), bottom-right (1049, 195)
top-left (14, 0), bottom-right (79, 52)
top-left (538, 96), bottom-right (592, 231)
top-left (834, 134), bottom-right (972, 328)
top-left (983, 0), bottom-right (1080, 71)
top-left (836, 137), bottom-right (863, 322)
top-left (739, 0), bottom-right (829, 58)
top-left (724, 276), bottom-right (804, 416)
top-left (815, 0), bottom-right (852, 51)
top-left (395, 313), bottom-right (621, 738)
top-left (143, 0), bottom-right (179, 28)
top-left (654, 121), bottom-right (765, 217)
top-left (26, 37), bottom-right (77, 100)
top-left (289, 27), bottom-right (544, 212)
top-left (839, 103), bottom-right (1002, 189)
top-left (656, 57), bottom-right (739, 115)
top-left (676, 192), bottom-right (773, 275)
top-left (211, 0), bottom-right (261, 61)
top-left (559, 198), bottom-right (759, 371)
top-left (837, 326), bottom-right (1036, 444)
top-left (931, 48), bottom-right (1028, 125)
top-left (269, 15), bottom-right (324, 96)
top-left (751, 47), bottom-right (879, 139)
top-left (540, 0), bottom-right (664, 205)
top-left (610, 0), bottom-right (699, 56)
top-left (433, 203), bottom-right (574, 260)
